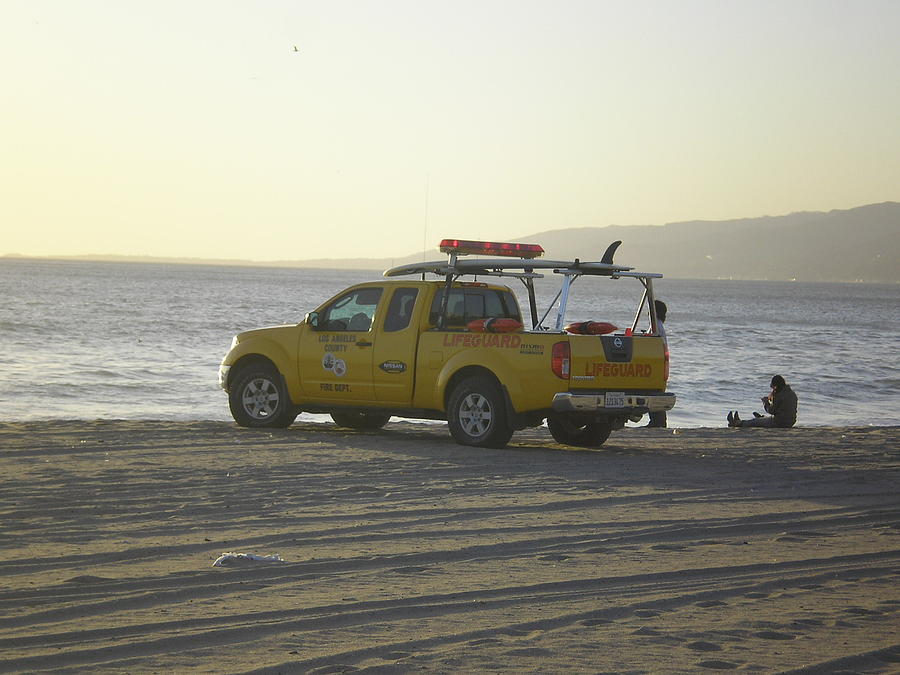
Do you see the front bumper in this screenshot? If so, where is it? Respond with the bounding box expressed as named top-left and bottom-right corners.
top-left (552, 391), bottom-right (676, 414)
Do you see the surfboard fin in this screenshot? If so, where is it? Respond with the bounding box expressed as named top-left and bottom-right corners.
top-left (601, 240), bottom-right (622, 265)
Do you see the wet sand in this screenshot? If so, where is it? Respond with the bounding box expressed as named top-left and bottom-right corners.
top-left (1, 420), bottom-right (898, 674)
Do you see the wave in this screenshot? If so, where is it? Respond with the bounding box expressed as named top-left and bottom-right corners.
top-left (73, 368), bottom-right (122, 379)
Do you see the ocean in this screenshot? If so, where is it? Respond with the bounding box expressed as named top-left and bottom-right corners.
top-left (1, 258), bottom-right (898, 428)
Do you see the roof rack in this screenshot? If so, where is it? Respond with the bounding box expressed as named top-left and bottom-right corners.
top-left (383, 239), bottom-right (661, 331)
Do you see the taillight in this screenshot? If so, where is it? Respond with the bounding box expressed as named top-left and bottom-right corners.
top-left (664, 345), bottom-right (670, 382)
top-left (552, 341), bottom-right (570, 379)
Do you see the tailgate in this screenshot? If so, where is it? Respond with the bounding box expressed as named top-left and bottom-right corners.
top-left (568, 334), bottom-right (668, 391)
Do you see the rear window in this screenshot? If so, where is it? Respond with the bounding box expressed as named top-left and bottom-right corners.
top-left (383, 287), bottom-right (419, 332)
top-left (429, 288), bottom-right (520, 327)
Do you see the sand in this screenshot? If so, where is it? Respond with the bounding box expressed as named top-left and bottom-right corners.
top-left (1, 420), bottom-right (898, 674)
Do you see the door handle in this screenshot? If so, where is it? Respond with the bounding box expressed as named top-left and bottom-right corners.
top-left (356, 341), bottom-right (373, 347)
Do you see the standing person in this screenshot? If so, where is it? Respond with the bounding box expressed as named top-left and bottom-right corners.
top-left (727, 375), bottom-right (798, 428)
top-left (647, 299), bottom-right (668, 428)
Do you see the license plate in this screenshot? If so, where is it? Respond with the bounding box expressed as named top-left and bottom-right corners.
top-left (605, 392), bottom-right (626, 408)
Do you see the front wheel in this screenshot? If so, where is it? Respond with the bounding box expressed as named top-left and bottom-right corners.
top-left (229, 364), bottom-right (297, 428)
top-left (447, 376), bottom-right (513, 448)
top-left (331, 411), bottom-right (391, 430)
top-left (547, 415), bottom-right (612, 448)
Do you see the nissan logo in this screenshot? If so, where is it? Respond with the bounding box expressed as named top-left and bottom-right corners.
top-left (613, 337), bottom-right (624, 349)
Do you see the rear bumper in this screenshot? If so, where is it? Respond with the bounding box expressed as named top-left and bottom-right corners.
top-left (552, 391), bottom-right (676, 414)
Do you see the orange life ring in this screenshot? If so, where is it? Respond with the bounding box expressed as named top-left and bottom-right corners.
top-left (564, 321), bottom-right (618, 335)
top-left (466, 318), bottom-right (524, 333)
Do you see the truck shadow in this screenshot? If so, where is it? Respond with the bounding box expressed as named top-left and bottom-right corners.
top-left (274, 420), bottom-right (899, 510)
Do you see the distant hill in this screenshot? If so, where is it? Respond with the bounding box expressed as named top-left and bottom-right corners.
top-left (7, 202), bottom-right (897, 282)
top-left (519, 202), bottom-right (899, 283)
top-left (296, 201), bottom-right (899, 283)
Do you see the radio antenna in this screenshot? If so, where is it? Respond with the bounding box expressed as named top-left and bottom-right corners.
top-left (422, 172), bottom-right (430, 261)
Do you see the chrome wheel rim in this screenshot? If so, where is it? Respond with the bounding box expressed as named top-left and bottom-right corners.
top-left (241, 377), bottom-right (280, 419)
top-left (458, 392), bottom-right (492, 437)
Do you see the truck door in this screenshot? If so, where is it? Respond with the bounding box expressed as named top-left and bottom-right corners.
top-left (373, 287), bottom-right (420, 404)
top-left (298, 286), bottom-right (383, 403)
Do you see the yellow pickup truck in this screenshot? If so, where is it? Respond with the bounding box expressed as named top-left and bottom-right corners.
top-left (219, 239), bottom-right (675, 448)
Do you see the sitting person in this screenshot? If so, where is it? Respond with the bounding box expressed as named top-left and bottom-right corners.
top-left (727, 375), bottom-right (797, 428)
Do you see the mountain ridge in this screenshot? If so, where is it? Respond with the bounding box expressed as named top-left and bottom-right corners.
top-left (517, 202), bottom-right (898, 282)
top-left (5, 202), bottom-right (897, 282)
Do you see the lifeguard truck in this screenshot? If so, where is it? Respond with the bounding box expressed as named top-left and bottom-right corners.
top-left (219, 239), bottom-right (675, 448)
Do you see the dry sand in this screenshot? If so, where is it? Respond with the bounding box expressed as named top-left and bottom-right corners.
top-left (1, 420), bottom-right (898, 674)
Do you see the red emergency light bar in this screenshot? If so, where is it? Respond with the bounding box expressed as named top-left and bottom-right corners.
top-left (439, 239), bottom-right (544, 259)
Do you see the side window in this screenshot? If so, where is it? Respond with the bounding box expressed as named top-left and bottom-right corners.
top-left (429, 288), bottom-right (520, 327)
top-left (429, 289), bottom-right (464, 326)
top-left (482, 290), bottom-right (511, 318)
top-left (465, 293), bottom-right (488, 319)
top-left (383, 288), bottom-right (419, 332)
top-left (320, 287), bottom-right (383, 331)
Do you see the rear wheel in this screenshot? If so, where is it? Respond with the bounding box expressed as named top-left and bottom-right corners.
top-left (331, 411), bottom-right (391, 429)
top-left (447, 376), bottom-right (513, 448)
top-left (547, 415), bottom-right (612, 448)
top-left (229, 364), bottom-right (297, 428)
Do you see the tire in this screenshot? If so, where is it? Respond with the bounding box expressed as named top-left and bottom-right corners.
top-left (229, 364), bottom-right (297, 428)
top-left (547, 415), bottom-right (612, 448)
top-left (447, 376), bottom-right (513, 448)
top-left (331, 411), bottom-right (391, 430)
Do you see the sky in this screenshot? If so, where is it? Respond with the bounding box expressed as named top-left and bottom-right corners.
top-left (2, 0), bottom-right (899, 262)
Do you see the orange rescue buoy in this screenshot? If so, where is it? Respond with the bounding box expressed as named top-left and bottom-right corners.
top-left (564, 321), bottom-right (618, 335)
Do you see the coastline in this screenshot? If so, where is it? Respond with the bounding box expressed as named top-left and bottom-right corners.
top-left (1, 420), bottom-right (898, 673)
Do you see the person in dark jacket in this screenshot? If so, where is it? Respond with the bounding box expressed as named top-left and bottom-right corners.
top-left (727, 375), bottom-right (797, 428)
top-left (646, 300), bottom-right (668, 427)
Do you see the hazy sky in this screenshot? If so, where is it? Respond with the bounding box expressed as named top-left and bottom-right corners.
top-left (3, 0), bottom-right (899, 261)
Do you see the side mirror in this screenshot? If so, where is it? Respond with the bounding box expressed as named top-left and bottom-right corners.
top-left (305, 311), bottom-right (319, 329)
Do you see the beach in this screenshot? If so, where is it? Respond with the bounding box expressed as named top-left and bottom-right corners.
top-left (1, 420), bottom-right (898, 674)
